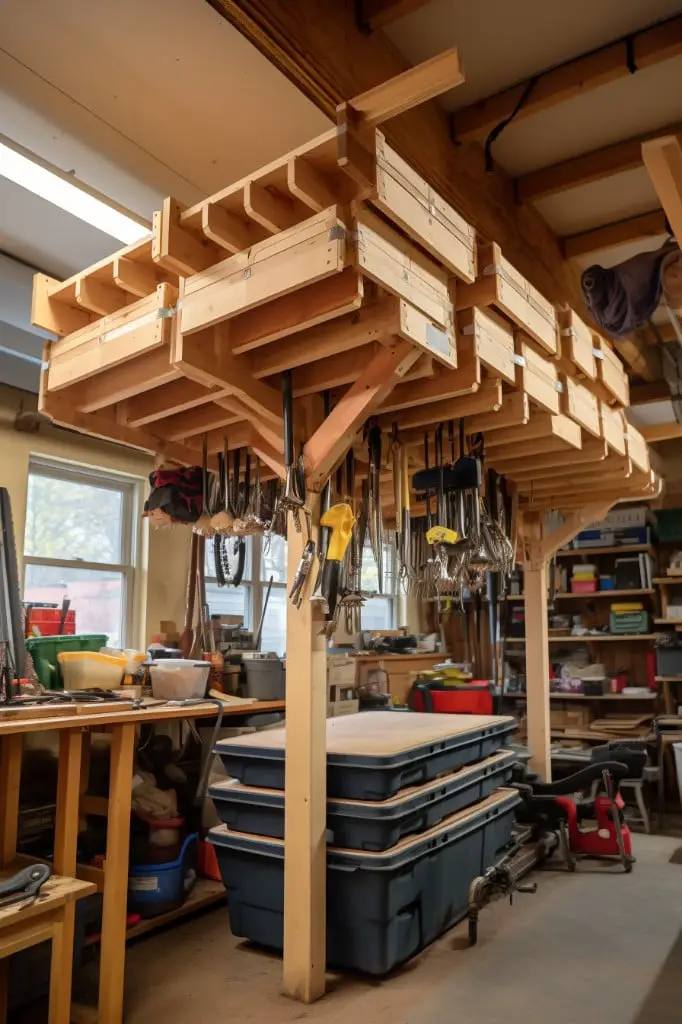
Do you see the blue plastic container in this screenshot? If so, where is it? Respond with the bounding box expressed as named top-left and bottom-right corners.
top-left (128, 834), bottom-right (197, 918)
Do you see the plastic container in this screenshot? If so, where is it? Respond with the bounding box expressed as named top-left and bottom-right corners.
top-left (215, 711), bottom-right (516, 800)
top-left (210, 789), bottom-right (520, 974)
top-left (57, 650), bottom-right (126, 690)
top-left (570, 579), bottom-right (597, 593)
top-left (656, 648), bottom-right (682, 677)
top-left (609, 611), bottom-right (650, 634)
top-left (25, 634), bottom-right (109, 689)
top-left (408, 681), bottom-right (493, 715)
top-left (148, 659), bottom-right (210, 701)
top-left (25, 606), bottom-right (76, 636)
top-left (243, 656), bottom-right (285, 700)
top-left (128, 834), bottom-right (197, 918)
top-left (210, 750), bottom-right (517, 850)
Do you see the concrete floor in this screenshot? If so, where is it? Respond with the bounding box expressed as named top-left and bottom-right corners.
top-left (110, 833), bottom-right (682, 1024)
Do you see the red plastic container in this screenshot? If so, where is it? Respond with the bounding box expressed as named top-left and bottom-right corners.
top-left (408, 682), bottom-right (493, 716)
top-left (198, 838), bottom-right (222, 881)
top-left (570, 579), bottom-right (597, 594)
top-left (26, 607), bottom-right (76, 636)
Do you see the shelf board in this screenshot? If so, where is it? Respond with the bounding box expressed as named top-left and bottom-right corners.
top-left (557, 545), bottom-right (654, 558)
top-left (508, 692), bottom-right (656, 701)
top-left (554, 589), bottom-right (655, 599)
top-left (506, 635), bottom-right (657, 644)
top-left (655, 676), bottom-right (682, 682)
top-left (654, 618), bottom-right (682, 626)
top-left (654, 577), bottom-right (682, 585)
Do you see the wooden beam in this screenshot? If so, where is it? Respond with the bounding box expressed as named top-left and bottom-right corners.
top-left (304, 340), bottom-right (420, 485)
top-left (113, 257), bottom-right (158, 298)
top-left (152, 198), bottom-right (221, 276)
top-left (642, 135), bottom-right (682, 244)
top-left (244, 181), bottom-right (298, 233)
top-left (72, 349), bottom-right (181, 414)
top-left (520, 512), bottom-right (551, 779)
top-left (358, 0), bottom-right (436, 32)
top-left (155, 403), bottom-right (241, 442)
top-left (75, 278), bottom-right (129, 317)
top-left (201, 202), bottom-right (255, 254)
top-left (377, 376), bottom-right (502, 431)
top-left (452, 14), bottom-right (682, 142)
top-left (287, 156), bottom-right (337, 212)
top-left (283, 491), bottom-right (327, 1003)
top-left (613, 333), bottom-right (662, 382)
top-left (123, 379), bottom-right (220, 428)
top-left (630, 380), bottom-right (671, 404)
top-left (639, 422), bottom-right (682, 443)
top-left (343, 46), bottom-right (464, 129)
top-left (208, 0), bottom-right (582, 310)
top-left (32, 274), bottom-right (93, 337)
top-left (173, 324), bottom-right (283, 430)
top-left (517, 123), bottom-right (682, 203)
top-left (563, 210), bottom-right (667, 259)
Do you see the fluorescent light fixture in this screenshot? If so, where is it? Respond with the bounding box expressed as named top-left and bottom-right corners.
top-left (0, 140), bottom-right (150, 245)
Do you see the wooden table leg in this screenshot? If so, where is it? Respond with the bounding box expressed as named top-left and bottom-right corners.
top-left (50, 729), bottom-right (83, 1024)
top-left (0, 734), bottom-right (23, 1024)
top-left (98, 724), bottom-right (135, 1024)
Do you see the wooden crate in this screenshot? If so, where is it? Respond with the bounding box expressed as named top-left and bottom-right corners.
top-left (626, 424), bottom-right (651, 474)
top-left (457, 306), bottom-right (516, 384)
top-left (560, 374), bottom-right (601, 438)
top-left (557, 308), bottom-right (597, 380)
top-left (374, 132), bottom-right (476, 282)
top-left (600, 402), bottom-right (627, 456)
top-left (594, 336), bottom-right (630, 407)
top-left (456, 242), bottom-right (558, 356)
top-left (515, 333), bottom-right (560, 414)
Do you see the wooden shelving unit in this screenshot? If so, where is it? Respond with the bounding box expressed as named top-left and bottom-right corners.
top-left (557, 544), bottom-right (655, 558)
top-left (506, 634), bottom-right (658, 643)
top-left (554, 589), bottom-right (655, 599)
top-left (507, 692), bottom-right (656, 701)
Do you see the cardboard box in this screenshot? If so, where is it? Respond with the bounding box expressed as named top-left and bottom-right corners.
top-left (327, 699), bottom-right (360, 718)
top-left (327, 655), bottom-right (357, 689)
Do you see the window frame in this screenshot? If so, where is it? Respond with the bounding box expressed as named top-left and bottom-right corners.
top-left (23, 456), bottom-right (143, 647)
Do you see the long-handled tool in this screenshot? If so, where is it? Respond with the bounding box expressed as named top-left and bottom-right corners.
top-left (319, 502), bottom-right (356, 630)
top-left (367, 424), bottom-right (384, 594)
top-left (278, 370), bottom-right (305, 531)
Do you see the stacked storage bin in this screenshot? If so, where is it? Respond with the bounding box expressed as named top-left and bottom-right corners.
top-left (208, 711), bottom-right (519, 974)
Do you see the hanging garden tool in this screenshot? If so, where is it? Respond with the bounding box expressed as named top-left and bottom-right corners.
top-left (312, 392), bottom-right (333, 600)
top-left (289, 520), bottom-right (316, 609)
top-left (319, 502), bottom-right (356, 634)
top-left (367, 423), bottom-right (384, 594)
top-left (277, 369), bottom-right (305, 531)
top-left (342, 447), bottom-right (365, 633)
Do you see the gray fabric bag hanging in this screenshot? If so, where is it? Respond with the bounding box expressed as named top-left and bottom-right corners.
top-left (581, 240), bottom-right (678, 338)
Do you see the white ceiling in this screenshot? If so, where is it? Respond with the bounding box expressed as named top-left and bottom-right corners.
top-left (0, 0), bottom-right (330, 392)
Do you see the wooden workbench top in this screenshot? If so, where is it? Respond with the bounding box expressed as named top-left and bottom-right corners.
top-left (221, 709), bottom-right (513, 758)
top-left (353, 652), bottom-right (443, 661)
top-left (0, 698), bottom-right (285, 735)
top-left (0, 873), bottom-right (95, 929)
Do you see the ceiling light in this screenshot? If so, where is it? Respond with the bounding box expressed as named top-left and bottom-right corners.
top-left (0, 140), bottom-right (150, 245)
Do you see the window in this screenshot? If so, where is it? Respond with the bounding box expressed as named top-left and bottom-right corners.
top-left (205, 534), bottom-right (287, 655)
top-left (360, 540), bottom-right (396, 631)
top-left (23, 459), bottom-right (140, 647)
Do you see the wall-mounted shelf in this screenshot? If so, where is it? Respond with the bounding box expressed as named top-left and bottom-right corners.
top-left (506, 634), bottom-right (658, 644)
top-left (654, 577), bottom-right (682, 585)
top-left (557, 545), bottom-right (655, 558)
top-left (508, 692), bottom-right (655, 701)
top-left (555, 589), bottom-right (655, 599)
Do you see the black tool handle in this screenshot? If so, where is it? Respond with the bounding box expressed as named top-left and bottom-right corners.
top-left (282, 370), bottom-right (294, 469)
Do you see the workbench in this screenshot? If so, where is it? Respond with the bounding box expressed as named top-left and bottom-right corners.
top-left (0, 699), bottom-right (285, 1024)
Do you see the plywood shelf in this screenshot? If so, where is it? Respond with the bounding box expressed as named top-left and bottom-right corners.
top-left (507, 692), bottom-right (656, 700)
top-left (557, 545), bottom-right (655, 557)
top-left (506, 634), bottom-right (657, 643)
top-left (554, 589), bottom-right (655, 599)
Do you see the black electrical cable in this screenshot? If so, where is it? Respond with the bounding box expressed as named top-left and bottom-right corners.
top-left (484, 77), bottom-right (537, 173)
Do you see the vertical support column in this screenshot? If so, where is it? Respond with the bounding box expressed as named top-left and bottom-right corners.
top-left (50, 729), bottom-right (83, 1024)
top-left (0, 734), bottom-right (22, 1024)
top-left (283, 491), bottom-right (327, 1003)
top-left (521, 511), bottom-right (551, 781)
top-left (99, 723), bottom-right (136, 1024)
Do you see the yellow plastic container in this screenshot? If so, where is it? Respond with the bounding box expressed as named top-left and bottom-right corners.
top-left (56, 650), bottom-right (127, 690)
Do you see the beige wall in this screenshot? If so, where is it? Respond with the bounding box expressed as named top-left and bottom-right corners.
top-left (0, 384), bottom-right (191, 647)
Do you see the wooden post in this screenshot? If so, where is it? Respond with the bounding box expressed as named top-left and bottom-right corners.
top-left (282, 492), bottom-right (327, 1003)
top-left (0, 735), bottom-right (22, 1024)
top-left (522, 540), bottom-right (552, 780)
top-left (98, 724), bottom-right (136, 1024)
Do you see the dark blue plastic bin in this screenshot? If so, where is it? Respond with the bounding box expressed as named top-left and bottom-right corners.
top-left (128, 833), bottom-right (197, 918)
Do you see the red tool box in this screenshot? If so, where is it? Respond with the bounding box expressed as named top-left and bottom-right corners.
top-left (408, 681), bottom-right (493, 715)
top-left (25, 606), bottom-right (76, 636)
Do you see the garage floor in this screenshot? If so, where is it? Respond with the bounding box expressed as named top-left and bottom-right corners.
top-left (96, 833), bottom-right (682, 1024)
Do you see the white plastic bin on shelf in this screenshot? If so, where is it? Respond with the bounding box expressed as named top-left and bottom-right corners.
top-left (149, 660), bottom-right (210, 701)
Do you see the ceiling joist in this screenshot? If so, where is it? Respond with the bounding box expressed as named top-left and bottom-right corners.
top-left (563, 209), bottom-right (667, 259)
top-left (452, 13), bottom-right (682, 142)
top-left (517, 123), bottom-right (682, 203)
top-left (642, 135), bottom-right (682, 244)
top-left (356, 0), bottom-right (436, 33)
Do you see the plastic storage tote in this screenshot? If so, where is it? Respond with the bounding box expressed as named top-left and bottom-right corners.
top-left (25, 634), bottom-right (108, 689)
top-left (128, 834), bottom-right (198, 918)
top-left (148, 660), bottom-right (210, 701)
top-left (243, 656), bottom-right (285, 700)
top-left (209, 789), bottom-right (520, 974)
top-left (210, 750), bottom-right (517, 850)
top-left (215, 711), bottom-right (516, 800)
top-left (57, 650), bottom-right (126, 690)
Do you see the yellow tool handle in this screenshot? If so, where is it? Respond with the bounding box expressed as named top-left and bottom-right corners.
top-left (320, 502), bottom-right (356, 561)
top-left (426, 525), bottom-right (460, 545)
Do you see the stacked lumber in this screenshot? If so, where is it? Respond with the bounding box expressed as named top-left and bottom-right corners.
top-left (32, 116), bottom-right (660, 513)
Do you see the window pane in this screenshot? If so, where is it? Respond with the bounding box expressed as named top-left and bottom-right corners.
top-left (25, 471), bottom-right (126, 564)
top-left (205, 582), bottom-right (250, 627)
top-left (259, 586), bottom-right (287, 656)
top-left (361, 541), bottom-right (394, 594)
top-left (261, 534), bottom-right (287, 584)
top-left (361, 597), bottom-right (394, 632)
top-left (205, 536), bottom-right (252, 582)
top-left (24, 563), bottom-right (124, 647)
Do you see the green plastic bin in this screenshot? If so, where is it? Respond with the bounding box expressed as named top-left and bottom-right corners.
top-left (25, 634), bottom-right (109, 689)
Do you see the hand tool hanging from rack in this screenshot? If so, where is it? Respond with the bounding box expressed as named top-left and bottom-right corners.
top-left (343, 447), bottom-right (366, 633)
top-left (283, 369), bottom-right (315, 608)
top-left (216, 445), bottom-right (246, 587)
top-left (319, 501), bottom-right (356, 634)
top-left (193, 435), bottom-right (214, 538)
top-left (312, 391), bottom-right (333, 601)
top-left (367, 422), bottom-right (384, 595)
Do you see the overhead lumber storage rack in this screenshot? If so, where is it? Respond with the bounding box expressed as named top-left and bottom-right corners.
top-left (32, 46), bottom-right (660, 1007)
